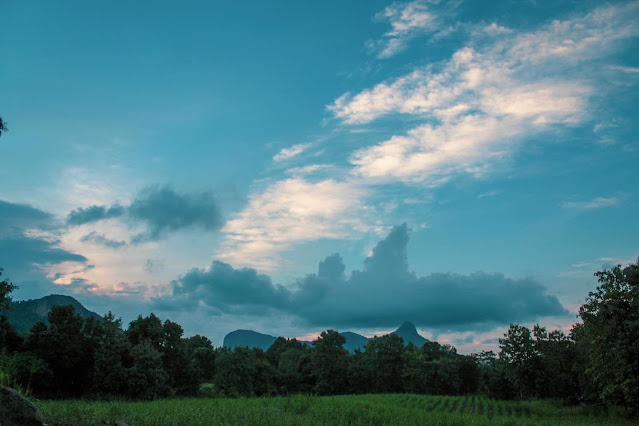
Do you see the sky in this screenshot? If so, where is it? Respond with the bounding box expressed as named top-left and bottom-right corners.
top-left (1, 0), bottom-right (638, 353)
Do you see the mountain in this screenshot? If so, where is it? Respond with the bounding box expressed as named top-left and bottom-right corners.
top-left (223, 329), bottom-right (278, 351)
top-left (5, 294), bottom-right (102, 333)
top-left (392, 321), bottom-right (429, 347)
top-left (341, 331), bottom-right (369, 353)
top-left (222, 321), bottom-right (429, 353)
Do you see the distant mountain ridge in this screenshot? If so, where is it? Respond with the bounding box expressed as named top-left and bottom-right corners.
top-left (223, 321), bottom-right (429, 353)
top-left (223, 329), bottom-right (278, 351)
top-left (5, 294), bottom-right (102, 333)
top-left (392, 321), bottom-right (430, 347)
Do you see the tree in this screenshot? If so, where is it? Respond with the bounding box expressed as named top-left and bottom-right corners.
top-left (533, 326), bottom-right (579, 401)
top-left (348, 348), bottom-right (373, 394)
top-left (161, 319), bottom-right (197, 395)
top-left (310, 330), bottom-right (349, 395)
top-left (213, 346), bottom-right (274, 397)
top-left (0, 117), bottom-right (7, 138)
top-left (92, 312), bottom-right (129, 396)
top-left (579, 261), bottom-right (639, 416)
top-left (125, 340), bottom-right (169, 400)
top-left (0, 269), bottom-right (17, 313)
top-left (126, 313), bottom-right (164, 349)
top-left (364, 334), bottom-right (405, 393)
top-left (499, 324), bottom-right (539, 399)
top-left (37, 305), bottom-right (93, 395)
top-left (266, 337), bottom-right (309, 394)
top-left (185, 335), bottom-right (216, 384)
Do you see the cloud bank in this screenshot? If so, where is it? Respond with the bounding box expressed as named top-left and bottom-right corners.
top-left (0, 200), bottom-right (88, 298)
top-left (66, 185), bottom-right (224, 245)
top-left (158, 224), bottom-right (567, 330)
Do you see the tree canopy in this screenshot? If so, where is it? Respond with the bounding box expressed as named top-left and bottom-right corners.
top-left (0, 116), bottom-right (7, 138)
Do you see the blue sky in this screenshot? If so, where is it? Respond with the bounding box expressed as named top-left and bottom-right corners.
top-left (1, 0), bottom-right (638, 352)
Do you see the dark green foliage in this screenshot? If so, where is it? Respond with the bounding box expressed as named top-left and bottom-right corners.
top-left (92, 312), bottom-right (129, 395)
top-left (185, 335), bottom-right (216, 383)
top-left (310, 330), bottom-right (349, 395)
top-left (125, 341), bottom-right (169, 400)
top-left (476, 351), bottom-right (517, 400)
top-left (578, 261), bottom-right (639, 416)
top-left (347, 348), bottom-right (373, 393)
top-left (213, 346), bottom-right (274, 397)
top-left (499, 324), bottom-right (539, 399)
top-left (266, 337), bottom-right (311, 394)
top-left (532, 326), bottom-right (579, 400)
top-left (36, 305), bottom-right (93, 396)
top-left (161, 319), bottom-right (197, 395)
top-left (0, 269), bottom-right (17, 312)
top-left (0, 315), bottom-right (22, 352)
top-left (0, 350), bottom-right (52, 393)
top-left (0, 116), bottom-right (6, 137)
top-left (491, 324), bottom-right (581, 402)
top-left (365, 334), bottom-right (405, 393)
top-left (126, 313), bottom-right (164, 349)
top-left (402, 341), bottom-right (478, 396)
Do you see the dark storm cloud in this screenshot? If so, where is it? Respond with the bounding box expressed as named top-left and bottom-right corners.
top-left (0, 201), bottom-right (87, 269)
top-left (65, 185), bottom-right (224, 243)
top-left (67, 205), bottom-right (125, 225)
top-left (0, 237), bottom-right (87, 268)
top-left (156, 224), bottom-right (568, 330)
top-left (0, 200), bottom-right (89, 299)
top-left (157, 261), bottom-right (289, 314)
top-left (128, 185), bottom-right (223, 243)
top-left (0, 200), bottom-right (53, 236)
top-left (80, 231), bottom-right (126, 249)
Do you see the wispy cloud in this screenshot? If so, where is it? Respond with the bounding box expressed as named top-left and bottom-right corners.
top-left (328, 2), bottom-right (638, 185)
top-left (608, 65), bottom-right (639, 74)
top-left (273, 143), bottom-right (312, 162)
top-left (80, 231), bottom-right (126, 249)
top-left (477, 189), bottom-right (501, 199)
top-left (285, 164), bottom-right (332, 176)
top-left (561, 197), bottom-right (621, 210)
top-left (369, 0), bottom-right (453, 59)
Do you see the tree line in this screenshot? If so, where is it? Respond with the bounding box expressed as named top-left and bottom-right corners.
top-left (0, 261), bottom-right (637, 417)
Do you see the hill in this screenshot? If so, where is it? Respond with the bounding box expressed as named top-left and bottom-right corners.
top-left (341, 331), bottom-right (370, 353)
top-left (5, 294), bottom-right (102, 333)
top-left (222, 322), bottom-right (429, 353)
top-left (392, 321), bottom-right (429, 347)
top-left (223, 329), bottom-right (278, 351)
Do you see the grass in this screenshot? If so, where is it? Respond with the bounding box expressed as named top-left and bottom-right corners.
top-left (37, 394), bottom-right (637, 426)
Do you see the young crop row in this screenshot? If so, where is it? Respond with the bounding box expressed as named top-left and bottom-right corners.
top-left (38, 394), bottom-right (633, 426)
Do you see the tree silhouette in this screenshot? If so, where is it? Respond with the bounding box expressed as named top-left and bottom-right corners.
top-left (0, 116), bottom-right (7, 137)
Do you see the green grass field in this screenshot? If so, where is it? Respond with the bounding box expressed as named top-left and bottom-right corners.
top-left (38, 394), bottom-right (635, 425)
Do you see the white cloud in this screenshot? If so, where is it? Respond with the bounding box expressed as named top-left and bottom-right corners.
top-left (608, 65), bottom-right (639, 74)
top-left (477, 189), bottom-right (500, 199)
top-left (218, 178), bottom-right (371, 270)
top-left (371, 0), bottom-right (448, 59)
top-left (483, 23), bottom-right (512, 35)
top-left (328, 2), bottom-right (638, 185)
top-left (285, 164), bottom-right (332, 175)
top-left (561, 197), bottom-right (621, 210)
top-left (350, 115), bottom-right (520, 183)
top-left (273, 143), bottom-right (312, 162)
